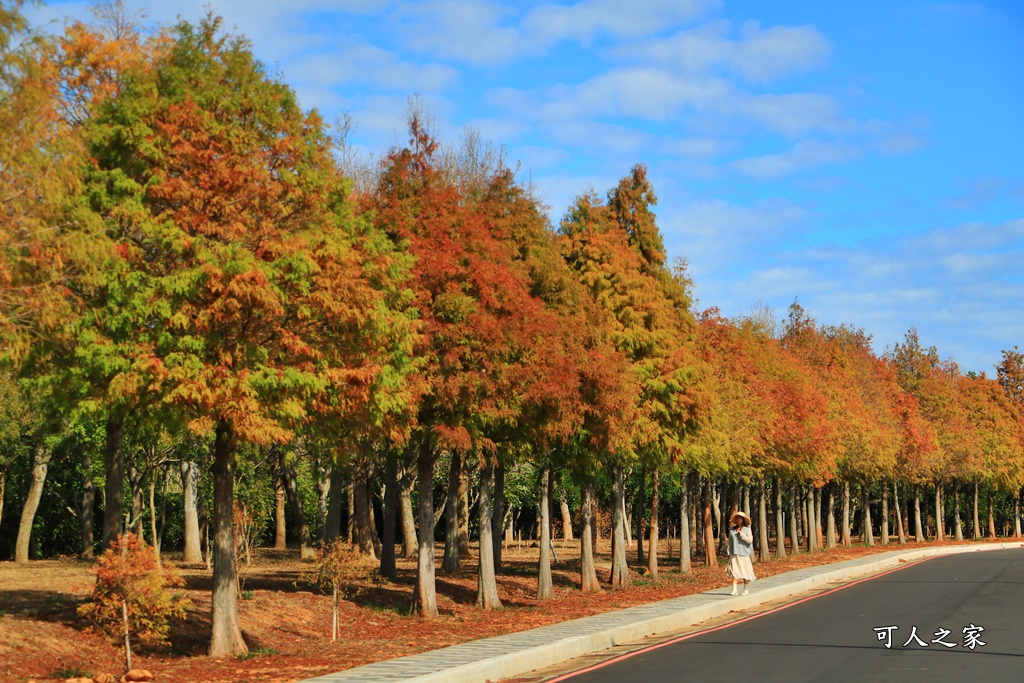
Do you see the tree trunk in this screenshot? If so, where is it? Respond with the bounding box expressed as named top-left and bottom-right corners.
top-left (181, 461), bottom-right (203, 563)
top-left (913, 486), bottom-right (924, 541)
top-left (862, 484), bottom-right (874, 546)
top-left (841, 481), bottom-right (851, 547)
top-left (15, 445), bottom-right (51, 562)
top-left (442, 452), bottom-right (462, 574)
top-left (937, 483), bottom-right (946, 540)
top-left (412, 440), bottom-right (439, 617)
top-left (537, 467), bottom-right (553, 599)
top-left (679, 470), bottom-right (691, 573)
top-left (560, 497), bottom-right (574, 541)
top-left (0, 465), bottom-right (6, 536)
top-left (717, 481), bottom-right (730, 556)
top-left (881, 482), bottom-right (890, 545)
top-left (580, 478), bottom-right (601, 592)
top-left (826, 484), bottom-right (837, 549)
top-left (1011, 493), bottom-right (1019, 536)
top-left (325, 465), bottom-right (343, 543)
top-left (209, 420), bottom-right (247, 657)
top-left (491, 461), bottom-right (505, 571)
top-left (610, 465), bottom-right (630, 586)
top-left (756, 479), bottom-right (769, 560)
top-left (399, 467), bottom-right (418, 558)
top-left (149, 471), bottom-right (161, 565)
top-left (799, 486), bottom-right (809, 551)
top-left (380, 457), bottom-right (399, 581)
top-left (703, 478), bottom-right (717, 567)
top-left (316, 470), bottom-right (330, 543)
top-left (282, 451), bottom-right (316, 560)
top-left (80, 448), bottom-right (95, 560)
top-left (157, 467), bottom-right (169, 557)
top-left (806, 485), bottom-right (818, 552)
top-left (635, 467), bottom-right (645, 567)
top-left (103, 414), bottom-right (126, 550)
top-left (347, 480), bottom-right (355, 542)
top-left (894, 481), bottom-right (906, 545)
top-left (458, 462), bottom-right (470, 556)
top-left (954, 486), bottom-right (964, 541)
top-left (274, 476), bottom-right (287, 549)
top-left (987, 490), bottom-right (997, 539)
top-left (773, 479), bottom-right (786, 559)
top-left (476, 457), bottom-right (502, 608)
top-left (198, 492), bottom-right (211, 568)
top-left (972, 482), bottom-right (981, 540)
top-left (813, 486), bottom-right (823, 549)
top-left (647, 468), bottom-right (659, 577)
top-left (788, 483), bottom-right (800, 553)
top-left (128, 464), bottom-right (145, 541)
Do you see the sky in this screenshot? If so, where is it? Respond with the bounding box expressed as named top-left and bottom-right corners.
top-left (26, 0), bottom-right (1024, 375)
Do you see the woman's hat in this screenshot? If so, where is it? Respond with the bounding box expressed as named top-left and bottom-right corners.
top-left (730, 511), bottom-right (751, 525)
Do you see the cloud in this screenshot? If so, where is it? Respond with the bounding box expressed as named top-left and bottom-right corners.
top-left (522, 0), bottom-right (717, 45)
top-left (486, 69), bottom-right (844, 141)
top-left (942, 177), bottom-right (1024, 212)
top-left (571, 69), bottom-right (731, 120)
top-left (395, 0), bottom-right (522, 64)
top-left (624, 19), bottom-right (830, 83)
top-left (287, 46), bottom-right (457, 93)
top-left (395, 0), bottom-right (718, 66)
top-left (736, 92), bottom-right (845, 137)
top-left (730, 139), bottom-right (861, 180)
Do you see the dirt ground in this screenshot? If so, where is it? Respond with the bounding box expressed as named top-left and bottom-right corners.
top-left (0, 536), bottom-right (990, 683)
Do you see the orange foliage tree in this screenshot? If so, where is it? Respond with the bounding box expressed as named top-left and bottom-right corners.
top-left (78, 534), bottom-right (189, 673)
top-left (72, 15), bottom-right (414, 656)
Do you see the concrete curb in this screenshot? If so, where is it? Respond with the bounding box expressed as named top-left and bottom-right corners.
top-left (299, 541), bottom-right (1024, 683)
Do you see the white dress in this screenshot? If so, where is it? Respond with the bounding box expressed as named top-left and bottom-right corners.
top-left (726, 527), bottom-right (756, 581)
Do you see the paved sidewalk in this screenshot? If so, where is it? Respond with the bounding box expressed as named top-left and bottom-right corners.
top-left (298, 541), bottom-right (1023, 683)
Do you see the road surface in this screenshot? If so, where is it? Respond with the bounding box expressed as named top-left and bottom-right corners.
top-left (546, 548), bottom-right (1024, 682)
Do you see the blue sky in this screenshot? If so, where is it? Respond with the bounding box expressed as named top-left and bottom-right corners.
top-left (28, 0), bottom-right (1024, 374)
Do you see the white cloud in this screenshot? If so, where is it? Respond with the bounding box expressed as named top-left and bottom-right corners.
top-left (395, 0), bottom-right (522, 64)
top-left (544, 119), bottom-right (653, 154)
top-left (522, 0), bottom-right (717, 45)
top-left (737, 92), bottom-right (845, 137)
top-left (733, 20), bottom-right (831, 82)
top-left (395, 0), bottom-right (719, 66)
top-left (730, 140), bottom-right (861, 180)
top-left (624, 19), bottom-right (830, 83)
top-left (572, 69), bottom-right (731, 120)
top-left (287, 46), bottom-right (458, 93)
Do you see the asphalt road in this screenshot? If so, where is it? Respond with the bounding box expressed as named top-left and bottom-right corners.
top-left (548, 548), bottom-right (1024, 683)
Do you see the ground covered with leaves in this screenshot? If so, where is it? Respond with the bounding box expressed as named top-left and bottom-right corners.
top-left (0, 537), bottom-right (992, 683)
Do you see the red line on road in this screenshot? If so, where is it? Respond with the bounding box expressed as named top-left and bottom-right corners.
top-left (542, 557), bottom-right (937, 683)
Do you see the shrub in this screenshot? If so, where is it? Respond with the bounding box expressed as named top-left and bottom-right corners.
top-left (307, 540), bottom-right (376, 641)
top-left (78, 534), bottom-right (191, 671)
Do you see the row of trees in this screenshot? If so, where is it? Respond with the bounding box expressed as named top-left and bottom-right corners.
top-left (2, 0), bottom-right (1023, 659)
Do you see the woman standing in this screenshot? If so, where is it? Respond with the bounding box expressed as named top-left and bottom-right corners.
top-left (727, 511), bottom-right (756, 595)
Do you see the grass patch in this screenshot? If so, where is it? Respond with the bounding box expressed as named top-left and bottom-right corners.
top-left (237, 647), bottom-right (278, 661)
top-left (240, 589), bottom-right (256, 600)
top-left (51, 663), bottom-right (91, 679)
top-left (365, 602), bottom-right (409, 616)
